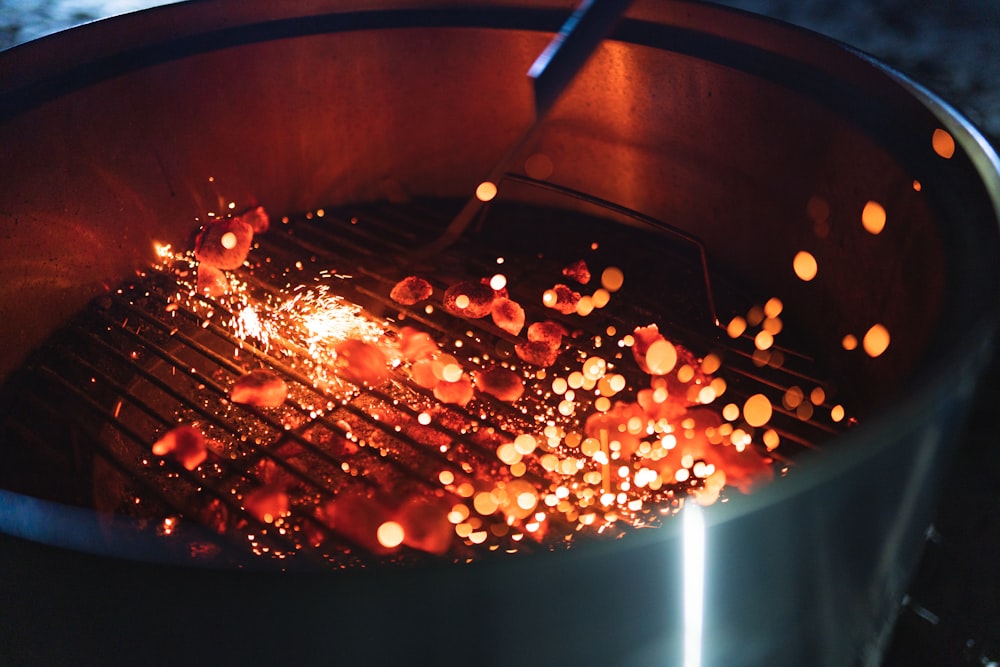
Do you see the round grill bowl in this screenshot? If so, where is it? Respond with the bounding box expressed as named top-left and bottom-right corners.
top-left (0, 1), bottom-right (998, 665)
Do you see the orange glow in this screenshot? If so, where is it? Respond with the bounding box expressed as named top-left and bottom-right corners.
top-left (743, 394), bottom-right (773, 427)
top-left (861, 201), bottom-right (886, 235)
top-left (912, 180), bottom-right (922, 192)
top-left (701, 354), bottom-right (721, 374)
top-left (677, 364), bottom-right (695, 383)
top-left (497, 443), bottom-right (521, 465)
top-left (601, 267), bottom-right (625, 292)
top-left (783, 386), bottom-right (804, 409)
top-left (810, 387), bottom-right (826, 406)
top-left (754, 330), bottom-right (774, 351)
top-left (475, 181), bottom-right (498, 202)
top-left (763, 297), bottom-right (783, 318)
top-left (762, 429), bottom-right (780, 451)
top-left (514, 434), bottom-right (537, 455)
top-left (932, 129), bottom-right (955, 159)
top-left (646, 339), bottom-right (678, 375)
top-left (863, 324), bottom-right (891, 357)
top-left (220, 231), bottom-right (238, 250)
top-left (762, 317), bottom-right (783, 335)
top-left (793, 251), bottom-right (818, 281)
top-left (474, 492), bottom-right (499, 515)
top-left (842, 334), bottom-right (858, 351)
top-left (726, 316), bottom-right (747, 338)
top-left (376, 521), bottom-right (405, 548)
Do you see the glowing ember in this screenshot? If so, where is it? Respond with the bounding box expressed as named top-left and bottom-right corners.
top-left (151, 424), bottom-right (208, 471)
top-left (475, 181), bottom-right (498, 202)
top-left (932, 128), bottom-right (956, 159)
top-left (862, 323), bottom-right (891, 357)
top-left (793, 251), bottom-right (818, 282)
top-left (861, 201), bottom-right (887, 235)
top-left (377, 521), bottom-right (406, 548)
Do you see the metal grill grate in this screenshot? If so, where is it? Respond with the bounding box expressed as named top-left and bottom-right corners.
top-left (0, 189), bottom-right (848, 569)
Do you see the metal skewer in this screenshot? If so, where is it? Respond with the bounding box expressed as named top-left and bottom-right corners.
top-left (419, 0), bottom-right (633, 255)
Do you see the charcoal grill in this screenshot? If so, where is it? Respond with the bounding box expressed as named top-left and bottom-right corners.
top-left (0, 1), bottom-right (998, 665)
top-left (1, 183), bottom-right (838, 570)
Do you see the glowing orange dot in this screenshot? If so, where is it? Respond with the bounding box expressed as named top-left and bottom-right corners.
top-left (726, 316), bottom-right (747, 338)
top-left (677, 364), bottom-right (694, 383)
top-left (438, 470), bottom-right (455, 485)
top-left (220, 232), bottom-right (238, 249)
top-left (376, 521), bottom-right (405, 548)
top-left (754, 330), bottom-right (774, 351)
top-left (862, 201), bottom-right (887, 235)
top-left (645, 339), bottom-right (678, 375)
top-left (912, 180), bottom-right (922, 192)
top-left (743, 393), bottom-right (773, 427)
top-left (762, 429), bottom-right (780, 451)
top-left (490, 274), bottom-right (507, 290)
top-left (542, 290), bottom-right (557, 307)
top-left (601, 267), bottom-right (625, 292)
top-left (863, 323), bottom-right (891, 357)
top-left (517, 492), bottom-right (537, 510)
top-left (497, 443), bottom-right (521, 465)
top-left (475, 181), bottom-right (498, 202)
top-left (455, 294), bottom-right (471, 309)
top-left (442, 363), bottom-right (463, 383)
top-left (764, 297), bottom-right (783, 318)
top-left (722, 403), bottom-right (739, 421)
top-left (514, 434), bottom-right (537, 455)
top-left (783, 386), bottom-right (804, 409)
top-left (842, 334), bottom-right (858, 351)
top-left (792, 250), bottom-right (819, 282)
top-left (701, 353), bottom-right (722, 374)
top-left (763, 317), bottom-right (783, 335)
top-left (592, 289), bottom-right (611, 308)
top-left (576, 296), bottom-right (595, 316)
top-left (474, 492), bottom-right (499, 515)
top-left (831, 404), bottom-right (845, 422)
top-left (810, 386), bottom-right (826, 405)
top-left (932, 128), bottom-right (955, 159)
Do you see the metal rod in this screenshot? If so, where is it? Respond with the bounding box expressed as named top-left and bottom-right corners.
top-left (421, 0), bottom-right (633, 255)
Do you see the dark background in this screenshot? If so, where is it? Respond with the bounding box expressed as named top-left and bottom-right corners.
top-left (2, 1), bottom-right (998, 663)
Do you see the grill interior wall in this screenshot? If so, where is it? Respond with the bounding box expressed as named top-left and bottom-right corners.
top-left (0, 24), bottom-right (946, 401)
